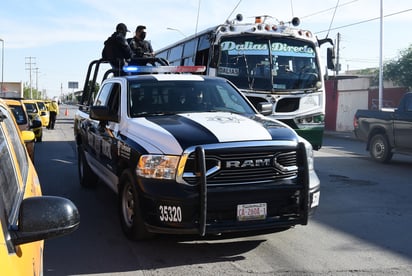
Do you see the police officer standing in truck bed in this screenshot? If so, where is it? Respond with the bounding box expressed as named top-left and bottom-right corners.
top-left (102, 23), bottom-right (134, 75)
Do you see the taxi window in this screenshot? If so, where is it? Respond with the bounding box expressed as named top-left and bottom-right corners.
top-left (3, 108), bottom-right (28, 183)
top-left (24, 103), bottom-right (38, 113)
top-left (0, 109), bottom-right (21, 217)
top-left (9, 105), bottom-right (28, 125)
top-left (37, 101), bottom-right (47, 111)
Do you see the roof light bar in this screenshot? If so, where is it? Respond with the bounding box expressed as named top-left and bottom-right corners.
top-left (123, 65), bottom-right (206, 74)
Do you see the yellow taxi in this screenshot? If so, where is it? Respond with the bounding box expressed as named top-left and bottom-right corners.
top-left (0, 99), bottom-right (80, 275)
top-left (22, 100), bottom-right (43, 142)
top-left (35, 100), bottom-right (50, 127)
top-left (3, 98), bottom-right (39, 161)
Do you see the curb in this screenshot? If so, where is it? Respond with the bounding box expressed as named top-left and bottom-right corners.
top-left (324, 131), bottom-right (357, 140)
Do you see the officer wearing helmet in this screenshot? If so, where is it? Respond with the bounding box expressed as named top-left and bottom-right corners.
top-left (102, 23), bottom-right (134, 75)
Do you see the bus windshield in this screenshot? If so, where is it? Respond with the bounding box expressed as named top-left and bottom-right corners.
top-left (217, 36), bottom-right (320, 92)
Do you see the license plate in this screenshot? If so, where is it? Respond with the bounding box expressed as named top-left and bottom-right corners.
top-left (237, 203), bottom-right (267, 221)
top-left (311, 191), bottom-right (320, 208)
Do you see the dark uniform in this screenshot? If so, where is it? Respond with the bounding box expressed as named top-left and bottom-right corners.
top-left (102, 23), bottom-right (134, 75)
top-left (128, 25), bottom-right (154, 58)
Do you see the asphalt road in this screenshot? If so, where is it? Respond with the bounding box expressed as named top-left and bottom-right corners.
top-left (35, 105), bottom-right (412, 275)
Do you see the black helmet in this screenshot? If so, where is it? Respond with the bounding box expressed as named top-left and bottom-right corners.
top-left (116, 23), bottom-right (130, 33)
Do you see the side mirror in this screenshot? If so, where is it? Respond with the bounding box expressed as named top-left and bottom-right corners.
top-left (257, 102), bottom-right (273, 116)
top-left (90, 105), bottom-right (119, 123)
top-left (21, 130), bottom-right (35, 143)
top-left (11, 196), bottom-right (80, 245)
top-left (327, 47), bottom-right (335, 70)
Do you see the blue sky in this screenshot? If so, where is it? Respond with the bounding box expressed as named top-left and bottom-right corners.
top-left (0, 0), bottom-right (411, 98)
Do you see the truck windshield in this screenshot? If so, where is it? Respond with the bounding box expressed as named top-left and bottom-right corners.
top-left (128, 79), bottom-right (256, 117)
top-left (217, 36), bottom-right (320, 92)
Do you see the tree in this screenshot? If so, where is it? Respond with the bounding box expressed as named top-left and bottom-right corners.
top-left (383, 44), bottom-right (412, 89)
top-left (23, 84), bottom-right (42, 99)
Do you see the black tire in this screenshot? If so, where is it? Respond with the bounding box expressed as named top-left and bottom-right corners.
top-left (36, 131), bottom-right (42, 142)
top-left (118, 169), bottom-right (153, 240)
top-left (369, 134), bottom-right (393, 163)
top-left (77, 145), bottom-right (98, 187)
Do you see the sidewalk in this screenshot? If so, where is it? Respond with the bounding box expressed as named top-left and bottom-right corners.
top-left (324, 130), bottom-right (357, 140)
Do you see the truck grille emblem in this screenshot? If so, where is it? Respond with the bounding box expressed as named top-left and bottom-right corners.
top-left (225, 158), bottom-right (271, 168)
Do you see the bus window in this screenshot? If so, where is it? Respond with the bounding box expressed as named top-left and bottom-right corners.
top-left (183, 57), bottom-right (195, 66)
top-left (198, 34), bottom-right (211, 51)
top-left (156, 50), bottom-right (168, 61)
top-left (183, 39), bottom-right (198, 58)
top-left (169, 44), bottom-right (183, 64)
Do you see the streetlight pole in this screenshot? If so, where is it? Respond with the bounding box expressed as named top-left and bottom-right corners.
top-left (166, 27), bottom-right (186, 38)
top-left (378, 0), bottom-right (384, 110)
top-left (0, 38), bottom-right (4, 94)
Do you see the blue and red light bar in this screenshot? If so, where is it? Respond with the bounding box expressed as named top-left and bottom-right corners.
top-left (123, 65), bottom-right (206, 74)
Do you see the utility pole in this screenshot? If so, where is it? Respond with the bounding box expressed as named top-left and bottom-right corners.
top-left (35, 67), bottom-right (40, 98)
top-left (25, 57), bottom-right (36, 99)
top-left (335, 32), bottom-right (340, 76)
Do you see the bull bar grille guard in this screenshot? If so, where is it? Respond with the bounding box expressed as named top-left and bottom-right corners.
top-left (192, 142), bottom-right (309, 236)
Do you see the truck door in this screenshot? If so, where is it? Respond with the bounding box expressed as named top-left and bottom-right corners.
top-left (88, 82), bottom-right (121, 191)
top-left (393, 94), bottom-right (412, 149)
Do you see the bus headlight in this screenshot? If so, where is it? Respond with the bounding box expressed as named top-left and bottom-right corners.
top-left (295, 114), bottom-right (324, 128)
top-left (137, 155), bottom-right (180, 180)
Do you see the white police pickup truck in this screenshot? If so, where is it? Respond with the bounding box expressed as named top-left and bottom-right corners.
top-left (74, 59), bottom-right (320, 240)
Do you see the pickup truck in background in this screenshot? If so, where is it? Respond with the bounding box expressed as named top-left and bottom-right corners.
top-left (354, 92), bottom-right (412, 163)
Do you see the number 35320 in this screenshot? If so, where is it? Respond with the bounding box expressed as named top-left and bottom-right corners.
top-left (159, 205), bottom-right (182, 222)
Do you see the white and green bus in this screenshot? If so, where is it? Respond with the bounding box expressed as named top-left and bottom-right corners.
top-left (156, 14), bottom-right (335, 149)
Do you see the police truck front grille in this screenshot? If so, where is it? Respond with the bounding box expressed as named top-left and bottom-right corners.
top-left (183, 149), bottom-right (298, 186)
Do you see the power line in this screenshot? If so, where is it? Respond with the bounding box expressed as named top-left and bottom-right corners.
top-left (315, 8), bottom-right (412, 34)
top-left (326, 0), bottom-right (340, 39)
top-left (300, 0), bottom-right (359, 19)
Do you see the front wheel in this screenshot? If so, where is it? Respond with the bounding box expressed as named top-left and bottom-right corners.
top-left (369, 134), bottom-right (393, 163)
top-left (77, 145), bottom-right (98, 187)
top-left (118, 169), bottom-right (153, 240)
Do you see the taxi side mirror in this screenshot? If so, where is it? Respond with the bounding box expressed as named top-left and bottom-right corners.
top-left (21, 130), bottom-right (35, 143)
top-left (11, 196), bottom-right (80, 245)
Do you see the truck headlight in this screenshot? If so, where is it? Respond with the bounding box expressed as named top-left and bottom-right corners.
top-left (299, 137), bottom-right (314, 171)
top-left (137, 155), bottom-right (180, 179)
top-left (306, 142), bottom-right (314, 171)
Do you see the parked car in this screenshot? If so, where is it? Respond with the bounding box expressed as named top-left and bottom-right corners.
top-left (354, 92), bottom-right (412, 162)
top-left (23, 100), bottom-right (43, 142)
top-left (0, 98), bottom-right (80, 275)
top-left (35, 100), bottom-right (50, 127)
top-left (3, 98), bottom-right (39, 161)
